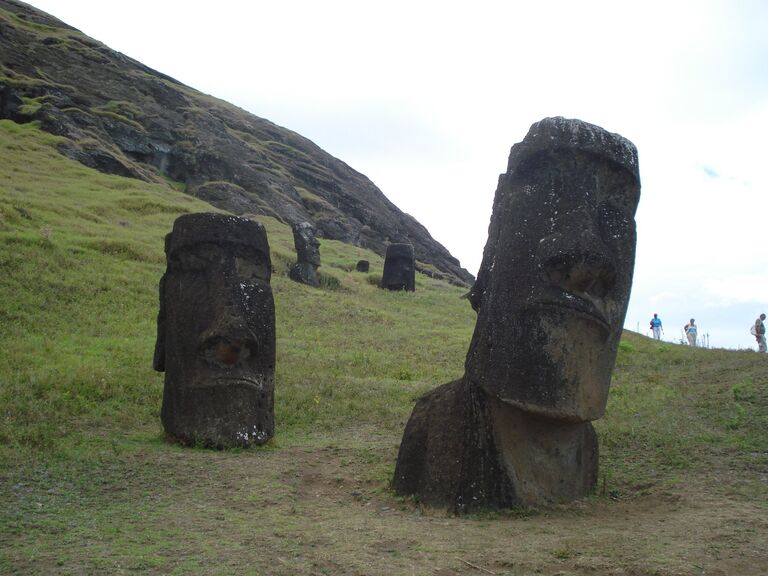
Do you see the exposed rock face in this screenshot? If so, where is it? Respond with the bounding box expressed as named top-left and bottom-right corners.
top-left (381, 243), bottom-right (415, 292)
top-left (0, 0), bottom-right (473, 286)
top-left (0, 83), bottom-right (23, 121)
top-left (355, 260), bottom-right (370, 273)
top-left (393, 117), bottom-right (640, 511)
top-left (289, 221), bottom-right (321, 287)
top-left (153, 213), bottom-right (276, 448)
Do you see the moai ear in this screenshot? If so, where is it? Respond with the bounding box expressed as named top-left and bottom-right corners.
top-left (152, 274), bottom-right (167, 372)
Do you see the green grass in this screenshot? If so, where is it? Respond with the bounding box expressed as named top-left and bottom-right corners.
top-left (2, 118), bottom-right (764, 470)
top-left (597, 336), bottom-right (768, 496)
top-left (0, 119), bottom-right (475, 455)
top-left (1, 119), bottom-right (766, 575)
top-left (0, 120), bottom-right (209, 454)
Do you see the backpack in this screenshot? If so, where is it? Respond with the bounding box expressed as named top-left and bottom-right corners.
top-left (750, 324), bottom-right (758, 336)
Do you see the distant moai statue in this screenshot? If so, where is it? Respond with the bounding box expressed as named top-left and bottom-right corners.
top-left (355, 260), bottom-right (370, 273)
top-left (381, 243), bottom-right (415, 291)
top-left (393, 117), bottom-right (641, 511)
top-left (153, 213), bottom-right (276, 448)
top-left (289, 221), bottom-right (321, 287)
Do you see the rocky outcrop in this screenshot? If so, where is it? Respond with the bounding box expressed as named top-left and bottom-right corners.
top-left (0, 0), bottom-right (472, 285)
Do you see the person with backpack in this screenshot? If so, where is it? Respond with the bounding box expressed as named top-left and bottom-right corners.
top-left (684, 318), bottom-right (697, 346)
top-left (755, 313), bottom-right (766, 353)
top-left (649, 313), bottom-right (663, 340)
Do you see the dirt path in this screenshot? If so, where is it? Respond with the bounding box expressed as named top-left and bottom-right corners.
top-left (112, 445), bottom-right (768, 574)
top-left (3, 434), bottom-right (767, 576)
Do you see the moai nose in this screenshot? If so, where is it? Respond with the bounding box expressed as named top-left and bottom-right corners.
top-left (215, 340), bottom-right (243, 365)
top-left (539, 227), bottom-right (616, 299)
top-left (199, 322), bottom-right (258, 367)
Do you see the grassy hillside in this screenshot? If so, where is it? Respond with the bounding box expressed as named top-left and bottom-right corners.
top-left (1, 120), bottom-right (766, 575)
top-left (0, 0), bottom-right (474, 286)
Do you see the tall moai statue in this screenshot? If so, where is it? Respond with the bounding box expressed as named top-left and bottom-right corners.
top-left (289, 221), bottom-right (321, 288)
top-left (153, 213), bottom-right (276, 448)
top-left (393, 117), bottom-right (640, 511)
top-left (381, 243), bottom-right (415, 291)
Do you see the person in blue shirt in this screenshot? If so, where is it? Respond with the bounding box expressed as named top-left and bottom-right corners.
top-left (650, 313), bottom-right (663, 340)
top-left (684, 318), bottom-right (697, 346)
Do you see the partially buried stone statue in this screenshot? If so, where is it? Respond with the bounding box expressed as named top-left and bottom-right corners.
top-left (153, 213), bottom-right (276, 448)
top-left (289, 221), bottom-right (321, 287)
top-left (381, 243), bottom-right (415, 291)
top-left (393, 117), bottom-right (640, 511)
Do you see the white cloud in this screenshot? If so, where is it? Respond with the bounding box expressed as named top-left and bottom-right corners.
top-left (703, 274), bottom-right (768, 306)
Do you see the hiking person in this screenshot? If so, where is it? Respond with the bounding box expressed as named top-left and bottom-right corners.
top-left (755, 313), bottom-right (766, 353)
top-left (684, 318), bottom-right (697, 346)
top-left (650, 313), bottom-right (663, 340)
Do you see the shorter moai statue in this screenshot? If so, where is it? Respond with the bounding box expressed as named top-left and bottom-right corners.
top-left (153, 213), bottom-right (276, 448)
top-left (355, 259), bottom-right (370, 273)
top-left (393, 117), bottom-right (640, 511)
top-left (289, 221), bottom-right (321, 287)
top-left (381, 243), bottom-right (415, 291)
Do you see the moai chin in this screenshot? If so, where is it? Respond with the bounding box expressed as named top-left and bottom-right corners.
top-left (289, 221), bottom-right (321, 287)
top-left (153, 213), bottom-right (276, 448)
top-left (393, 117), bottom-right (640, 511)
top-left (381, 243), bottom-right (415, 291)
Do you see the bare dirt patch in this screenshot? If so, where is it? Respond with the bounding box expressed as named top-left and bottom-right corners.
top-left (5, 429), bottom-right (763, 576)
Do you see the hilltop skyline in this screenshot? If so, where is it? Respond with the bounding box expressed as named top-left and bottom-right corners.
top-left (25, 0), bottom-right (768, 348)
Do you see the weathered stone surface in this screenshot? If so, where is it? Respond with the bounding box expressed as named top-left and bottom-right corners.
top-left (395, 379), bottom-right (598, 511)
top-left (393, 379), bottom-right (518, 510)
top-left (466, 116), bottom-right (639, 421)
top-left (0, 83), bottom-right (24, 121)
top-left (153, 213), bottom-right (276, 448)
top-left (381, 243), bottom-right (415, 292)
top-left (355, 260), bottom-right (370, 273)
top-left (0, 0), bottom-right (474, 286)
top-left (394, 117), bottom-right (640, 511)
top-left (288, 221), bottom-right (321, 287)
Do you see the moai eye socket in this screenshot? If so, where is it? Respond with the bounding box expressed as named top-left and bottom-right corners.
top-left (236, 258), bottom-right (270, 282)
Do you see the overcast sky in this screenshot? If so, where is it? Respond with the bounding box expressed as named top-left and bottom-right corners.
top-left (27, 0), bottom-right (768, 349)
